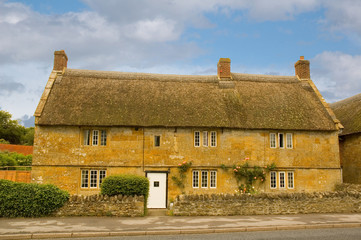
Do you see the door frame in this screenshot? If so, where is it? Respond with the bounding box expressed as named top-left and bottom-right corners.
top-left (145, 171), bottom-right (169, 208)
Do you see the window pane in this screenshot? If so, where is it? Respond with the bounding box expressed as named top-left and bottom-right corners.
top-left (90, 170), bottom-right (98, 188)
top-left (84, 130), bottom-right (90, 145)
top-left (288, 172), bottom-right (294, 188)
top-left (270, 171), bottom-right (276, 188)
top-left (286, 133), bottom-right (293, 149)
top-left (92, 130), bottom-right (99, 146)
top-left (203, 131), bottom-right (208, 147)
top-left (210, 171), bottom-right (217, 188)
top-left (278, 133), bottom-right (284, 148)
top-left (194, 131), bottom-right (200, 147)
top-left (101, 130), bottom-right (107, 146)
top-left (192, 171), bottom-right (199, 188)
top-left (211, 131), bottom-right (217, 147)
top-left (279, 172), bottom-right (285, 188)
top-left (99, 170), bottom-right (106, 186)
top-left (81, 170), bottom-right (89, 188)
top-left (154, 135), bottom-right (160, 147)
top-left (201, 171), bottom-right (208, 188)
top-left (270, 133), bottom-right (276, 148)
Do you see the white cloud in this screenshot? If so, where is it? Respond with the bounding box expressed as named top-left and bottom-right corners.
top-left (323, 0), bottom-right (361, 35)
top-left (312, 51), bottom-right (361, 102)
top-left (125, 17), bottom-right (180, 42)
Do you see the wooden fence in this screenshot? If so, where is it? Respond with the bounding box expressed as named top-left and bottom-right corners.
top-left (0, 167), bottom-right (31, 183)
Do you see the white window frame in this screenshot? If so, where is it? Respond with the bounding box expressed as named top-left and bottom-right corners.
top-left (81, 169), bottom-right (106, 189)
top-left (210, 131), bottom-right (217, 147)
top-left (286, 133), bottom-right (293, 149)
top-left (90, 170), bottom-right (98, 188)
top-left (84, 130), bottom-right (91, 146)
top-left (194, 131), bottom-right (200, 147)
top-left (270, 133), bottom-right (276, 148)
top-left (279, 172), bottom-right (285, 188)
top-left (288, 172), bottom-right (294, 189)
top-left (270, 171), bottom-right (277, 189)
top-left (101, 130), bottom-right (107, 146)
top-left (210, 171), bottom-right (217, 188)
top-left (99, 170), bottom-right (106, 186)
top-left (81, 170), bottom-right (89, 188)
top-left (192, 170), bottom-right (199, 188)
top-left (203, 131), bottom-right (209, 147)
top-left (278, 133), bottom-right (284, 148)
top-left (92, 130), bottom-right (99, 146)
top-left (201, 171), bottom-right (208, 188)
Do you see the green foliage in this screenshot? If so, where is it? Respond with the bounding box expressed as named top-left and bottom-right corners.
top-left (232, 161), bottom-right (276, 194)
top-left (0, 110), bottom-right (34, 145)
top-left (171, 161), bottom-right (192, 190)
top-left (0, 180), bottom-right (69, 217)
top-left (0, 139), bottom-right (10, 144)
top-left (220, 164), bottom-right (228, 171)
top-left (0, 151), bottom-right (32, 168)
top-left (100, 174), bottom-right (149, 199)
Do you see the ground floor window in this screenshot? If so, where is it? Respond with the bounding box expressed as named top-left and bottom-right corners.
top-left (270, 171), bottom-right (294, 189)
top-left (81, 169), bottom-right (107, 189)
top-left (192, 170), bottom-right (217, 188)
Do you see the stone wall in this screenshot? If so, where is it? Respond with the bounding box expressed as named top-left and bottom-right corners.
top-left (32, 125), bottom-right (341, 199)
top-left (340, 133), bottom-right (361, 183)
top-left (172, 186), bottom-right (361, 216)
top-left (54, 194), bottom-right (144, 217)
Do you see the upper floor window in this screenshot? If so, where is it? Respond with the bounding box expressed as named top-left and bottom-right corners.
top-left (270, 133), bottom-right (293, 149)
top-left (194, 131), bottom-right (200, 147)
top-left (154, 135), bottom-right (160, 147)
top-left (83, 129), bottom-right (107, 146)
top-left (210, 131), bottom-right (217, 147)
top-left (194, 131), bottom-right (217, 147)
top-left (203, 131), bottom-right (209, 147)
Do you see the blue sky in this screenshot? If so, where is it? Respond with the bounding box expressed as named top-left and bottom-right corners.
top-left (1, 0), bottom-right (361, 126)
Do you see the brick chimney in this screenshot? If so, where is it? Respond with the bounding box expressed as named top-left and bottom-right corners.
top-left (53, 50), bottom-right (68, 71)
top-left (294, 56), bottom-right (310, 79)
top-left (217, 58), bottom-right (231, 79)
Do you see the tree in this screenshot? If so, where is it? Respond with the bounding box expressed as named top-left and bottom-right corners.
top-left (0, 110), bottom-right (34, 145)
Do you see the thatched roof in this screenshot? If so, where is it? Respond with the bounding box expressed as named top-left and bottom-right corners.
top-left (330, 93), bottom-right (361, 135)
top-left (35, 68), bottom-right (337, 131)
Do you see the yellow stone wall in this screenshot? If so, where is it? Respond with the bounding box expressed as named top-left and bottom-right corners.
top-left (32, 125), bottom-right (341, 199)
top-left (340, 133), bottom-right (361, 183)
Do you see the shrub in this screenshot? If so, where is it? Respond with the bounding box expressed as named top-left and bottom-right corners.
top-left (0, 180), bottom-right (69, 217)
top-left (100, 174), bottom-right (149, 199)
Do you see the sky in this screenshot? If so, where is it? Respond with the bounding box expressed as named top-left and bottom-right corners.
top-left (1, 0), bottom-right (361, 127)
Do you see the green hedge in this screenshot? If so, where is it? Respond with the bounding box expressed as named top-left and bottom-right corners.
top-left (0, 151), bottom-right (32, 167)
top-left (0, 180), bottom-right (69, 217)
top-left (101, 174), bottom-right (149, 199)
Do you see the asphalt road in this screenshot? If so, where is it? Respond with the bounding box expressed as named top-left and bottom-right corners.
top-left (33, 227), bottom-right (361, 240)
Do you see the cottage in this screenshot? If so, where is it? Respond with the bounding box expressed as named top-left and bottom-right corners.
top-left (330, 93), bottom-right (361, 183)
top-left (32, 51), bottom-right (342, 208)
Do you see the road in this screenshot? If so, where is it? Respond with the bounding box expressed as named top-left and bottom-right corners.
top-left (33, 227), bottom-right (361, 240)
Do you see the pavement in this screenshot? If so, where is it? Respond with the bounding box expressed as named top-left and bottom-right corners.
top-left (1, 213), bottom-right (361, 239)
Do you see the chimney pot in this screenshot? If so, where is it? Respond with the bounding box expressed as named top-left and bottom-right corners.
top-left (53, 50), bottom-right (68, 71)
top-left (294, 56), bottom-right (310, 79)
top-left (217, 58), bottom-right (231, 79)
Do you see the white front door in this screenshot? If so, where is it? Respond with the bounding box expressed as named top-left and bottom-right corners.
top-left (147, 172), bottom-right (167, 208)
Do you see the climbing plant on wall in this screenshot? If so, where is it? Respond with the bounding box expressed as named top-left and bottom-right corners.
top-left (233, 161), bottom-right (276, 194)
top-left (221, 159), bottom-right (276, 194)
top-left (171, 161), bottom-right (192, 192)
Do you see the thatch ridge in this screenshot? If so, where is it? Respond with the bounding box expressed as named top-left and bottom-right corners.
top-left (36, 68), bottom-right (337, 131)
top-left (330, 93), bottom-right (361, 135)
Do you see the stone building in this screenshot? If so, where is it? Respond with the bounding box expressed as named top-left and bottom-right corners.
top-left (32, 50), bottom-right (343, 208)
top-left (330, 93), bottom-right (361, 183)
